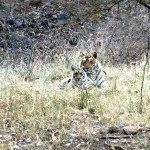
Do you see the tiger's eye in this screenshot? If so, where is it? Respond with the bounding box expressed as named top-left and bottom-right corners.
top-left (90, 59), bottom-right (93, 64)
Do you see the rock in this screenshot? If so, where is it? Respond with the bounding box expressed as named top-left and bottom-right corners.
top-left (123, 126), bottom-right (141, 135)
top-left (12, 145), bottom-right (20, 149)
top-left (68, 133), bottom-right (77, 137)
top-left (11, 132), bottom-right (16, 136)
top-left (65, 143), bottom-right (71, 147)
top-left (49, 44), bottom-right (54, 49)
top-left (52, 15), bottom-right (58, 20)
top-left (121, 140), bottom-right (127, 143)
top-left (111, 140), bottom-right (118, 143)
top-left (18, 139), bottom-right (23, 143)
top-left (36, 141), bottom-right (44, 147)
top-left (25, 138), bottom-right (32, 143)
top-left (108, 125), bottom-right (123, 133)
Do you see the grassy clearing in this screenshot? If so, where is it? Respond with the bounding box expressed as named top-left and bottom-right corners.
top-left (0, 53), bottom-right (149, 149)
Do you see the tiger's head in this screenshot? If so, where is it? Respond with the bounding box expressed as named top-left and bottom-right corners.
top-left (80, 52), bottom-right (101, 75)
top-left (71, 65), bottom-right (87, 84)
top-left (71, 65), bottom-right (89, 90)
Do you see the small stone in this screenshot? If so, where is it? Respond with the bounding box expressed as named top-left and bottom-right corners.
top-left (121, 140), bottom-right (127, 143)
top-left (80, 141), bottom-right (85, 145)
top-left (111, 140), bottom-right (118, 143)
top-left (69, 133), bottom-right (77, 137)
top-left (36, 142), bottom-right (43, 147)
top-left (12, 145), bottom-right (20, 149)
top-left (25, 138), bottom-right (32, 143)
top-left (11, 133), bottom-right (16, 136)
top-left (108, 124), bottom-right (123, 133)
top-left (65, 143), bottom-right (71, 147)
top-left (49, 44), bottom-right (54, 49)
top-left (108, 126), bottom-right (120, 133)
top-left (52, 15), bottom-right (58, 19)
top-left (18, 139), bottom-right (23, 142)
top-left (123, 126), bottom-right (141, 135)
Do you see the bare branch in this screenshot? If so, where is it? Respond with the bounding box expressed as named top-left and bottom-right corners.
top-left (140, 9), bottom-right (149, 114)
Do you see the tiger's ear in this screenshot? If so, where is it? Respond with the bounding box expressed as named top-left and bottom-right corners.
top-left (71, 65), bottom-right (75, 71)
top-left (93, 52), bottom-right (97, 59)
top-left (80, 52), bottom-right (85, 57)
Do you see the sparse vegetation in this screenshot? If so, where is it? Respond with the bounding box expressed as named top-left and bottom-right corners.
top-left (0, 0), bottom-right (150, 149)
top-left (0, 52), bottom-right (149, 149)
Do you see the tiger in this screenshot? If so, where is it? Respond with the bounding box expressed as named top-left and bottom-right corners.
top-left (80, 52), bottom-right (109, 88)
top-left (58, 65), bottom-right (92, 90)
top-left (71, 65), bottom-right (92, 90)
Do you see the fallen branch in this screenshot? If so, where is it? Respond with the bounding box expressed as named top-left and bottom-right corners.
top-left (100, 135), bottom-right (131, 139)
top-left (104, 141), bottom-right (125, 150)
top-left (139, 127), bottom-right (150, 132)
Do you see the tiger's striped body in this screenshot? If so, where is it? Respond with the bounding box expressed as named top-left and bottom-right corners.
top-left (80, 52), bottom-right (109, 88)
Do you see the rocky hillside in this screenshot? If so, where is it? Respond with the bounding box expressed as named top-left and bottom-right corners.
top-left (0, 0), bottom-right (149, 67)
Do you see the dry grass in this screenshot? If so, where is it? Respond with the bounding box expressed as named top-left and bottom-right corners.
top-left (0, 52), bottom-right (149, 149)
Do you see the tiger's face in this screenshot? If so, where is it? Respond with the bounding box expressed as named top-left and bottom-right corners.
top-left (80, 52), bottom-right (98, 75)
top-left (71, 66), bottom-right (86, 84)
